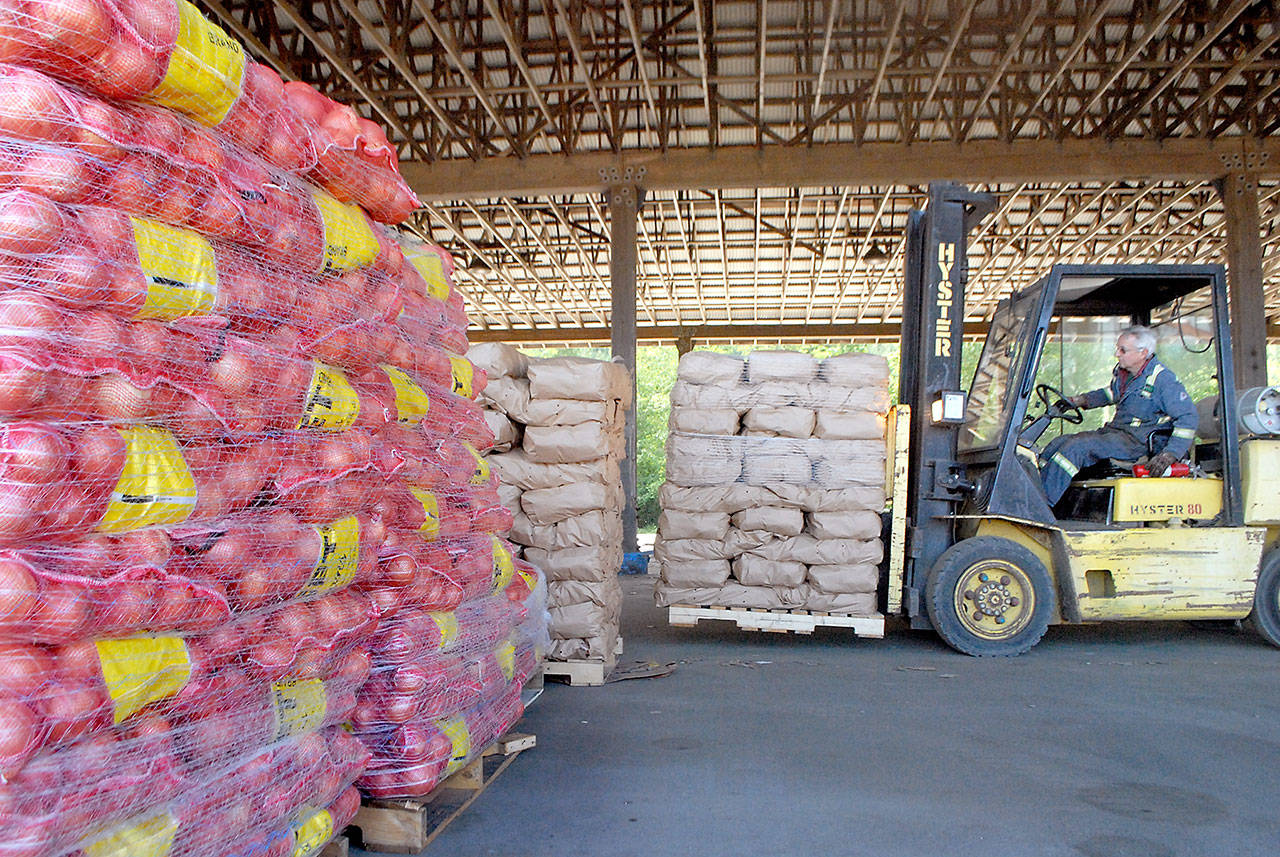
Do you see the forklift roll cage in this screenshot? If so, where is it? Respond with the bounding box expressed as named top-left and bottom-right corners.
top-left (896, 183), bottom-right (1243, 633)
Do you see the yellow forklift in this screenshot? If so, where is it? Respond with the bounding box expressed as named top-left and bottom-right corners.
top-left (890, 183), bottom-right (1280, 656)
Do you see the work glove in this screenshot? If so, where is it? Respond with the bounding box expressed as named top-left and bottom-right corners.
top-left (1147, 451), bottom-right (1176, 477)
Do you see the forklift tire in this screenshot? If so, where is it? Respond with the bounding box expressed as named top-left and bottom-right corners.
top-left (926, 536), bottom-right (1054, 657)
top-left (1248, 550), bottom-right (1280, 648)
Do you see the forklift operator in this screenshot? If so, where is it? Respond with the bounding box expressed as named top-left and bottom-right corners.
top-left (1039, 325), bottom-right (1199, 505)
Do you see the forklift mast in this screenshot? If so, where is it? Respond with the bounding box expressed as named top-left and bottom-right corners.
top-left (897, 182), bottom-right (996, 628)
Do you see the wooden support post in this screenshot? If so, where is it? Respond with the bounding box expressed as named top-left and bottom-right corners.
top-left (606, 166), bottom-right (643, 554)
top-left (1216, 170), bottom-right (1269, 389)
top-left (675, 326), bottom-right (696, 356)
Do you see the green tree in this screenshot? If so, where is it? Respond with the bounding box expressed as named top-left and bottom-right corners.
top-left (633, 347), bottom-right (678, 529)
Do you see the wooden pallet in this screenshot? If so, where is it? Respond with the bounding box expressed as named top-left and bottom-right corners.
top-left (347, 732), bottom-right (536, 854)
top-left (668, 605), bottom-right (885, 637)
top-left (541, 636), bottom-right (623, 686)
top-left (318, 836), bottom-right (348, 857)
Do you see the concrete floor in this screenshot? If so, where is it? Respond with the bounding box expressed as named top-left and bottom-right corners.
top-left (365, 574), bottom-right (1280, 857)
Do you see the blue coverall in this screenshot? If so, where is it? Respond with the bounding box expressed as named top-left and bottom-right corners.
top-left (1040, 356), bottom-right (1199, 505)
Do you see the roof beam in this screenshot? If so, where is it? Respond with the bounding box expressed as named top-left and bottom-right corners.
top-left (417, 205), bottom-right (529, 326)
top-left (410, 0), bottom-right (523, 155)
top-left (270, 0), bottom-right (422, 155)
top-left (915, 0), bottom-right (980, 137)
top-left (549, 0), bottom-right (616, 150)
top-left (858, 0), bottom-right (907, 144)
top-left (668, 193), bottom-right (709, 324)
top-left (647, 54), bottom-right (787, 146)
top-left (692, 0), bottom-right (716, 147)
top-left (501, 200), bottom-right (606, 324)
top-left (714, 188), bottom-right (730, 311)
top-left (959, 0), bottom-right (1045, 143)
top-left (752, 189), bottom-right (761, 322)
top-left (805, 186), bottom-right (850, 322)
top-left (1009, 2), bottom-right (1111, 139)
top-left (1103, 0), bottom-right (1253, 137)
top-left (467, 321), bottom-right (995, 344)
top-left (545, 197), bottom-right (611, 307)
top-left (328, 0), bottom-right (479, 158)
top-left (809, 0), bottom-right (840, 135)
top-left (843, 186), bottom-right (894, 319)
top-left (619, 0), bottom-right (663, 146)
top-left (480, 0), bottom-right (565, 153)
top-left (400, 138), bottom-right (1280, 199)
top-left (756, 0), bottom-right (767, 147)
top-left (470, 318), bottom-right (1280, 344)
top-left (1066, 0), bottom-right (1182, 135)
top-left (1176, 25), bottom-right (1280, 136)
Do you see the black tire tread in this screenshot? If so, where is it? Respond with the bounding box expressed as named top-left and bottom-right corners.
top-left (926, 536), bottom-right (1055, 657)
top-left (1248, 549), bottom-right (1280, 648)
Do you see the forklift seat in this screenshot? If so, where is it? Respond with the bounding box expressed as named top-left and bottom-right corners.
top-left (1054, 425), bottom-right (1215, 523)
top-left (1070, 425), bottom-right (1179, 480)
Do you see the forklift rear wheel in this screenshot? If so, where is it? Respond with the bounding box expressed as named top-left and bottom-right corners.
top-left (926, 536), bottom-right (1054, 657)
top-left (1248, 550), bottom-right (1280, 648)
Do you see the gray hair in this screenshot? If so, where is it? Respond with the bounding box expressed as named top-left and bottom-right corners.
top-left (1119, 325), bottom-right (1157, 355)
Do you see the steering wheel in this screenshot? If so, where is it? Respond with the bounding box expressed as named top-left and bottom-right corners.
top-left (1033, 383), bottom-right (1084, 425)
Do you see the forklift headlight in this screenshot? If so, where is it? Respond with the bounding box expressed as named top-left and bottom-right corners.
top-left (931, 391), bottom-right (967, 424)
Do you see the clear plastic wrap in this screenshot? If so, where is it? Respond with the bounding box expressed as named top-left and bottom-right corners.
top-left (0, 31), bottom-right (543, 854)
top-left (656, 349), bottom-right (889, 616)
top-left (57, 728), bottom-right (369, 857)
top-left (355, 558), bottom-right (547, 799)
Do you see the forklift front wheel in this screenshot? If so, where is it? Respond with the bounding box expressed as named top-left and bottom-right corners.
top-left (1248, 550), bottom-right (1280, 648)
top-left (926, 537), bottom-right (1054, 657)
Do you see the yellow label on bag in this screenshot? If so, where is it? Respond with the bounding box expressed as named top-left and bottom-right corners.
top-left (491, 537), bottom-right (514, 592)
top-left (96, 637), bottom-right (192, 725)
top-left (130, 217), bottom-right (219, 321)
top-left (313, 190), bottom-right (379, 272)
top-left (99, 427), bottom-right (198, 533)
top-left (299, 516), bottom-right (360, 598)
top-left (495, 641), bottom-right (517, 682)
top-left (435, 715), bottom-right (471, 776)
top-left (407, 250), bottom-right (451, 301)
top-left (290, 807), bottom-right (334, 857)
top-left (448, 355), bottom-right (475, 398)
top-left (517, 565), bottom-right (539, 593)
top-left (465, 443), bottom-right (491, 486)
top-left (297, 363), bottom-right (360, 431)
top-left (147, 0), bottom-right (246, 126)
top-left (271, 678), bottom-right (328, 740)
top-left (380, 364), bottom-right (431, 422)
top-left (84, 811), bottom-right (179, 857)
top-left (409, 487), bottom-right (440, 540)
top-left (427, 611), bottom-right (460, 651)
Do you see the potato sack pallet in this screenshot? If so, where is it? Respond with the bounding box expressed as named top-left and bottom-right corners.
top-left (540, 635), bottom-right (624, 686)
top-left (654, 350), bottom-right (891, 627)
top-left (470, 343), bottom-right (633, 684)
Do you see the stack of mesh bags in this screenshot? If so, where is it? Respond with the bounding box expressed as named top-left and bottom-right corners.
top-left (0, 3), bottom-right (542, 855)
top-left (654, 350), bottom-right (888, 615)
top-left (469, 343), bottom-right (631, 663)
top-left (351, 351), bottom-right (549, 798)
